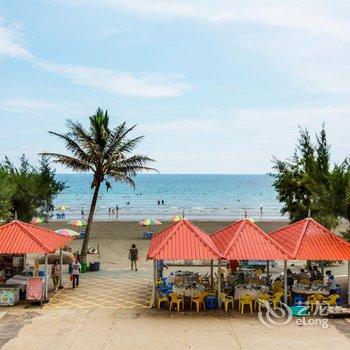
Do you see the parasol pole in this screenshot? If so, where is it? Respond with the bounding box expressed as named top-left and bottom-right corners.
top-left (59, 248), bottom-right (63, 289)
top-left (283, 260), bottom-right (288, 304)
top-left (44, 254), bottom-right (48, 301)
top-left (210, 260), bottom-right (214, 287)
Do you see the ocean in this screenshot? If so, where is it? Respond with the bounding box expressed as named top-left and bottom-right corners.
top-left (54, 174), bottom-right (285, 221)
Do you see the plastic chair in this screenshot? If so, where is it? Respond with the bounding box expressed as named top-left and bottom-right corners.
top-left (219, 292), bottom-right (233, 312)
top-left (191, 292), bottom-right (207, 312)
top-left (156, 291), bottom-right (169, 310)
top-left (307, 293), bottom-right (324, 313)
top-left (239, 294), bottom-right (253, 314)
top-left (268, 291), bottom-right (284, 309)
top-left (312, 279), bottom-right (323, 285)
top-left (169, 293), bottom-right (184, 312)
top-left (255, 292), bottom-right (270, 311)
top-left (322, 294), bottom-right (339, 307)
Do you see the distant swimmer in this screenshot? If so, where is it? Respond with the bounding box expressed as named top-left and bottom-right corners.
top-left (157, 200), bottom-right (160, 205)
top-left (161, 199), bottom-right (164, 205)
top-left (81, 206), bottom-right (85, 218)
top-left (127, 202), bottom-right (130, 205)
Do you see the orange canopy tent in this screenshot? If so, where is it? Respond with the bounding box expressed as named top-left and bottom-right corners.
top-left (147, 219), bottom-right (221, 260)
top-left (211, 218), bottom-right (290, 260)
top-left (269, 217), bottom-right (350, 260)
top-left (269, 217), bottom-right (350, 305)
top-left (0, 220), bottom-right (73, 300)
top-left (147, 219), bottom-right (221, 307)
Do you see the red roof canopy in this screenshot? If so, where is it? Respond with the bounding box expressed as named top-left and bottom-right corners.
top-left (211, 219), bottom-right (290, 260)
top-left (0, 220), bottom-right (72, 254)
top-left (269, 218), bottom-right (350, 260)
top-left (147, 219), bottom-right (221, 260)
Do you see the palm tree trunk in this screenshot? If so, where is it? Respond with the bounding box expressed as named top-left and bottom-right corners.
top-left (80, 180), bottom-right (101, 262)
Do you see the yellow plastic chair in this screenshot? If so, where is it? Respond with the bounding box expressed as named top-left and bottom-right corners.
top-left (322, 294), bottom-right (339, 307)
top-left (219, 292), bottom-right (234, 312)
top-left (239, 294), bottom-right (253, 314)
top-left (272, 282), bottom-right (283, 294)
top-left (268, 291), bottom-right (284, 309)
top-left (169, 293), bottom-right (184, 312)
top-left (156, 291), bottom-right (169, 310)
top-left (255, 292), bottom-right (270, 311)
top-left (307, 293), bottom-right (324, 313)
top-left (191, 292), bottom-right (207, 312)
top-left (299, 278), bottom-right (311, 286)
top-left (255, 268), bottom-right (263, 277)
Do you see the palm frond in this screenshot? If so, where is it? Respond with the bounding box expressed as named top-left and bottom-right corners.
top-left (40, 153), bottom-right (93, 172)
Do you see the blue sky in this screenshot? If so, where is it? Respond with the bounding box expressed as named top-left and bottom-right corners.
top-left (0, 0), bottom-right (349, 173)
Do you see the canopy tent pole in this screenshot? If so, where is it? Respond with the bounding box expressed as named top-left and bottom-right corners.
top-left (44, 254), bottom-right (48, 302)
top-left (266, 260), bottom-right (270, 287)
top-left (283, 260), bottom-right (288, 304)
top-left (348, 260), bottom-right (350, 306)
top-left (321, 261), bottom-right (324, 277)
top-left (217, 260), bottom-right (221, 307)
top-left (149, 260), bottom-right (157, 308)
top-left (210, 260), bottom-right (214, 287)
top-left (59, 248), bottom-right (63, 289)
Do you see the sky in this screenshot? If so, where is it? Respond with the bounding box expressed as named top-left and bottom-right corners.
top-left (0, 0), bottom-right (349, 174)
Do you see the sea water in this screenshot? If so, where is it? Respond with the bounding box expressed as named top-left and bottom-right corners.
top-left (54, 174), bottom-right (285, 221)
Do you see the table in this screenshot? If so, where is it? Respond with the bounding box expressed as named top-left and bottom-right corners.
top-left (173, 285), bottom-right (205, 298)
top-left (234, 286), bottom-right (269, 300)
top-left (6, 275), bottom-right (30, 291)
top-left (292, 285), bottom-right (330, 296)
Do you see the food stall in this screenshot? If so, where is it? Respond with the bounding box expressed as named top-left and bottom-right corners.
top-left (0, 220), bottom-right (72, 305)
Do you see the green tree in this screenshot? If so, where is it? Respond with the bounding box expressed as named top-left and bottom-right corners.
top-left (42, 108), bottom-right (156, 262)
top-left (0, 169), bottom-right (14, 220)
top-left (0, 155), bottom-right (65, 222)
top-left (271, 125), bottom-right (349, 228)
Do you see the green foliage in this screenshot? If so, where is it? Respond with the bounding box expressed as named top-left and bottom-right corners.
top-left (271, 124), bottom-right (350, 228)
top-left (0, 155), bottom-right (65, 222)
top-left (42, 107), bottom-right (156, 261)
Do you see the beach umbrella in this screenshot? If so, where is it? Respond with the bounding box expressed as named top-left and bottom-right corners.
top-left (169, 215), bottom-right (183, 222)
top-left (247, 217), bottom-right (255, 223)
top-left (56, 205), bottom-right (69, 211)
top-left (68, 219), bottom-right (87, 227)
top-left (139, 219), bottom-right (162, 226)
top-left (55, 229), bottom-right (80, 237)
top-left (31, 217), bottom-right (44, 224)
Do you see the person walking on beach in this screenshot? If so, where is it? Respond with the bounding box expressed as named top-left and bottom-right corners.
top-left (51, 260), bottom-right (60, 292)
top-left (129, 244), bottom-right (138, 271)
top-left (70, 256), bottom-right (81, 289)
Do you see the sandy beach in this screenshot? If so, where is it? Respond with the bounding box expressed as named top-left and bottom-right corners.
top-left (0, 220), bottom-right (349, 350)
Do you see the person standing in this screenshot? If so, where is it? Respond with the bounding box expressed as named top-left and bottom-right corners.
top-left (325, 270), bottom-right (337, 294)
top-left (129, 244), bottom-right (138, 271)
top-left (51, 260), bottom-right (60, 292)
top-left (70, 256), bottom-right (81, 289)
top-left (157, 259), bottom-right (168, 277)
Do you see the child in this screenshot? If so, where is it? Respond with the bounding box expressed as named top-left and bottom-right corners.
top-left (129, 244), bottom-right (138, 271)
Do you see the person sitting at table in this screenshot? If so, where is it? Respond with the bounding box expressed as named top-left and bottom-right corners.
top-left (287, 269), bottom-right (294, 288)
top-left (297, 268), bottom-right (310, 282)
top-left (312, 266), bottom-right (322, 279)
top-left (325, 270), bottom-right (337, 294)
top-left (308, 266), bottom-right (315, 280)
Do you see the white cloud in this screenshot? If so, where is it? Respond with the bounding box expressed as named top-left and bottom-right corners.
top-left (0, 17), bottom-right (31, 59)
top-left (0, 98), bottom-right (59, 114)
top-left (35, 61), bottom-right (190, 98)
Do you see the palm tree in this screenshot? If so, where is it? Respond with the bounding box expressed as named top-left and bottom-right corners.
top-left (42, 108), bottom-right (156, 262)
